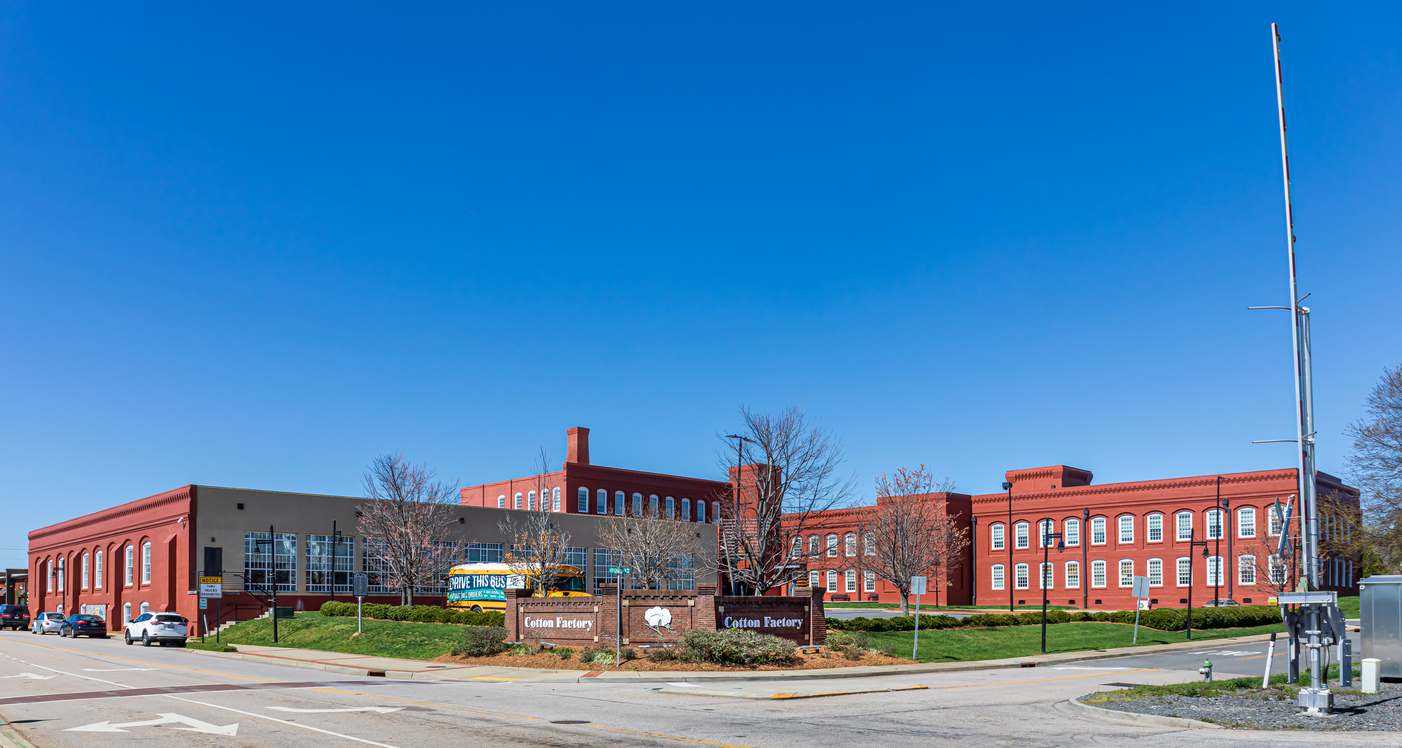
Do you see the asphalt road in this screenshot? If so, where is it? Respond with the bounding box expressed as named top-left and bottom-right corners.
top-left (0, 630), bottom-right (1383, 747)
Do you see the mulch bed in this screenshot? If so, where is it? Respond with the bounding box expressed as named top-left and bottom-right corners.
top-left (1098, 681), bottom-right (1402, 731)
top-left (437, 647), bottom-right (909, 672)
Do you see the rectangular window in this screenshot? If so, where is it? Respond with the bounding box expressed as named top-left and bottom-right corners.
top-left (527, 491), bottom-right (535, 511)
top-left (578, 488), bottom-right (589, 513)
top-left (81, 554), bottom-right (89, 590)
top-left (1176, 512), bottom-right (1193, 541)
top-left (665, 496), bottom-right (675, 519)
top-left (1206, 556), bottom-right (1222, 586)
top-left (864, 534), bottom-right (875, 556)
top-left (141, 542), bottom-right (151, 584)
top-left (1147, 513), bottom-right (1163, 543)
top-left (667, 554), bottom-right (695, 591)
top-left (1147, 558), bottom-right (1163, 587)
top-left (1176, 557), bottom-right (1192, 586)
top-left (592, 548), bottom-right (623, 594)
top-left (1118, 559), bottom-right (1134, 587)
top-left (845, 570), bottom-right (857, 593)
top-left (826, 535), bottom-right (838, 557)
top-left (1206, 509), bottom-right (1223, 540)
top-left (124, 545), bottom-right (134, 586)
top-left (1014, 522), bottom-right (1029, 549)
top-left (1090, 517), bottom-right (1107, 545)
top-left (1118, 515), bottom-right (1134, 544)
top-left (1237, 508), bottom-right (1256, 538)
top-left (94, 552), bottom-right (103, 589)
top-left (1014, 563), bottom-right (1029, 590)
top-left (808, 570), bottom-right (820, 588)
top-left (412, 540), bottom-right (456, 595)
top-left (360, 539), bottom-right (393, 594)
top-left (844, 534), bottom-right (856, 557)
top-left (1238, 555), bottom-right (1256, 585)
top-left (1268, 504), bottom-right (1283, 536)
top-left (1091, 560), bottom-right (1106, 588)
top-left (826, 570), bottom-right (837, 593)
top-left (464, 542), bottom-right (504, 564)
top-left (863, 570), bottom-right (876, 592)
top-left (562, 546), bottom-right (587, 572)
top-left (1064, 518), bottom-right (1080, 547)
top-left (1038, 519), bottom-right (1053, 548)
top-left (245, 532), bottom-right (297, 593)
top-left (632, 493), bottom-right (643, 516)
top-left (513, 493), bottom-right (521, 510)
top-left (991, 564), bottom-right (1005, 590)
top-left (1039, 562), bottom-right (1053, 590)
top-left (305, 534), bottom-right (355, 593)
top-left (990, 524), bottom-right (1005, 551)
top-left (1065, 561), bottom-right (1080, 589)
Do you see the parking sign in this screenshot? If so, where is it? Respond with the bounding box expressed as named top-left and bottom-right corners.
top-left (1131, 575), bottom-right (1149, 599)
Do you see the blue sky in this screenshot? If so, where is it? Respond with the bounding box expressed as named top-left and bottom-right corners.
top-left (3, 4), bottom-right (1399, 566)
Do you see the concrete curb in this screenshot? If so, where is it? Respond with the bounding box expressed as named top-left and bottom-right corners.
top-left (0, 717), bottom-right (36, 748)
top-left (1065, 695), bottom-right (1222, 730)
top-left (656, 684), bottom-right (929, 700)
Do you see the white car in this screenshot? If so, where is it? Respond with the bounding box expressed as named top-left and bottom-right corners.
top-left (31, 611), bottom-right (65, 635)
top-left (123, 612), bottom-right (188, 647)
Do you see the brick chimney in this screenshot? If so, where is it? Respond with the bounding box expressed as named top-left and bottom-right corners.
top-left (566, 426), bottom-right (590, 465)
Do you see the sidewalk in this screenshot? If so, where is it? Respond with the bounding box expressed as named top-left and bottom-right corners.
top-left (188, 632), bottom-right (1277, 684)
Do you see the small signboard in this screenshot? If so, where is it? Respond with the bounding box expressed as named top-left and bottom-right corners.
top-left (199, 597), bottom-right (208, 610)
top-left (608, 567), bottom-right (631, 576)
top-left (199, 582), bottom-right (223, 598)
top-left (910, 575), bottom-right (928, 595)
top-left (353, 572), bottom-right (369, 598)
top-left (1131, 575), bottom-right (1150, 599)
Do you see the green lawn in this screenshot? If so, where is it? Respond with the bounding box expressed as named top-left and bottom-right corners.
top-left (826, 602), bottom-right (1070, 611)
top-left (1338, 595), bottom-right (1359, 618)
top-left (189, 612), bottom-right (466, 660)
top-left (866, 621), bottom-right (1285, 663)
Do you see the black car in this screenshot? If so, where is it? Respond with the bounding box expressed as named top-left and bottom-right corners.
top-left (0, 605), bottom-right (30, 631)
top-left (60, 614), bottom-right (107, 638)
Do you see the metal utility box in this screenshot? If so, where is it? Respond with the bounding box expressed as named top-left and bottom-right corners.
top-left (1360, 575), bottom-right (1402, 678)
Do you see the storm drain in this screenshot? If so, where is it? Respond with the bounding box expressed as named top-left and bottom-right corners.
top-left (1100, 682), bottom-right (1142, 688)
top-left (550, 720), bottom-right (592, 725)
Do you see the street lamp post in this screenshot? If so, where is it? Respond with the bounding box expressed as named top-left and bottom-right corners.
top-left (724, 433), bottom-right (756, 596)
top-left (1003, 481), bottom-right (1013, 612)
top-left (1186, 535), bottom-right (1211, 640)
top-left (1039, 520), bottom-right (1065, 654)
top-left (1081, 508), bottom-right (1089, 611)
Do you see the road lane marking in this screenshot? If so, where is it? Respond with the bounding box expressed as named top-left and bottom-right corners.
top-left (83, 667), bottom-right (157, 672)
top-left (267, 706), bottom-right (402, 714)
top-left (66, 712), bottom-right (238, 736)
top-left (0, 673), bottom-right (54, 680)
top-left (163, 695), bottom-right (398, 747)
top-left (1051, 666), bottom-right (1132, 671)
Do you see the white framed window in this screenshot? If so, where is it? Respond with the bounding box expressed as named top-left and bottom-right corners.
top-left (1039, 562), bottom-right (1053, 590)
top-left (990, 523), bottom-right (1006, 551)
top-left (1268, 555), bottom-right (1286, 585)
top-left (1237, 507), bottom-right (1256, 538)
top-left (1038, 519), bottom-right (1054, 547)
top-left (139, 601), bottom-right (150, 616)
top-left (991, 564), bottom-right (1006, 590)
top-left (1206, 555), bottom-right (1223, 586)
top-left (864, 570), bottom-right (876, 592)
top-left (826, 534), bottom-right (838, 557)
top-left (1063, 517), bottom-right (1080, 547)
top-left (1090, 516), bottom-right (1107, 545)
top-left (1146, 513), bottom-right (1164, 543)
top-left (665, 496), bottom-right (675, 519)
top-left (809, 570), bottom-right (820, 588)
top-left (1014, 521), bottom-right (1030, 549)
top-left (513, 492), bottom-right (522, 510)
top-left (615, 491), bottom-right (626, 516)
top-left (1147, 558), bottom-right (1163, 587)
top-left (1268, 503), bottom-right (1283, 536)
top-left (551, 487), bottom-right (561, 512)
top-left (527, 491), bottom-right (536, 511)
top-left (864, 534), bottom-right (875, 556)
top-left (124, 544), bottom-right (134, 586)
top-left (1118, 559), bottom-right (1134, 587)
top-left (57, 556), bottom-right (65, 592)
top-left (1014, 563), bottom-right (1029, 590)
top-left (808, 536), bottom-right (819, 556)
top-left (648, 494), bottom-right (659, 516)
top-left (594, 489), bottom-right (606, 514)
top-left (94, 550), bottom-right (104, 590)
top-left (844, 533), bottom-right (856, 557)
top-left (1176, 557), bottom-right (1192, 586)
top-left (1091, 560), bottom-right (1107, 588)
top-left (845, 569), bottom-right (857, 593)
top-left (1065, 560), bottom-right (1080, 589)
top-left (1239, 555), bottom-right (1257, 585)
top-left (247, 532), bottom-right (298, 593)
top-left (1175, 511), bottom-right (1194, 541)
top-left (632, 493), bottom-right (643, 516)
top-left (122, 602), bottom-right (132, 624)
top-left (697, 500), bottom-right (707, 523)
top-left (577, 487), bottom-right (589, 513)
top-left (711, 501), bottom-right (719, 523)
top-left (681, 498), bottom-right (691, 520)
top-left (81, 552), bottom-right (89, 590)
top-left (141, 541), bottom-right (151, 584)
top-left (1117, 514), bottom-right (1134, 544)
top-left (1205, 508), bottom-right (1223, 540)
top-left (496, 494), bottom-right (506, 509)
top-left (790, 537), bottom-right (802, 559)
top-left (826, 570), bottom-right (837, 593)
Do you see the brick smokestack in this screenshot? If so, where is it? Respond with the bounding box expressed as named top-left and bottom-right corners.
top-left (566, 426), bottom-right (590, 465)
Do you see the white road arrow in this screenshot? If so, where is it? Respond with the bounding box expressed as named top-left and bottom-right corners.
top-left (266, 706), bottom-right (403, 715)
top-left (82, 667), bottom-right (157, 672)
top-left (0, 672), bottom-right (55, 680)
top-left (66, 713), bottom-right (238, 736)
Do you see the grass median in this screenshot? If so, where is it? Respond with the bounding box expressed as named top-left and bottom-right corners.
top-left (865, 621), bottom-right (1285, 663)
top-left (188, 612), bottom-right (463, 660)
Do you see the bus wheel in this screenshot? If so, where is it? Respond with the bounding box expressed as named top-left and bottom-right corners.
top-left (471, 606), bottom-right (482, 613)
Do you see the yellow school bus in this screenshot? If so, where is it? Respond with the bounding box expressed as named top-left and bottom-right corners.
top-left (446, 563), bottom-right (591, 612)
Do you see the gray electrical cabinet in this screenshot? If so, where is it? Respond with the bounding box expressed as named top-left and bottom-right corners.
top-left (1360, 575), bottom-right (1402, 678)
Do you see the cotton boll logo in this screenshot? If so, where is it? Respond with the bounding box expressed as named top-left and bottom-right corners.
top-left (644, 606), bottom-right (672, 628)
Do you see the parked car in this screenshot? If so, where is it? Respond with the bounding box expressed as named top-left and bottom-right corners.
top-left (123, 612), bottom-right (187, 646)
top-left (31, 611), bottom-right (65, 635)
top-left (60, 614), bottom-right (108, 639)
top-left (0, 604), bottom-right (30, 631)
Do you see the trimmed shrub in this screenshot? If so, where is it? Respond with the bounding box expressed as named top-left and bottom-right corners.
top-left (452, 625), bottom-right (508, 657)
top-left (825, 630), bottom-right (870, 660)
top-left (827, 604), bottom-right (1280, 633)
top-left (675, 629), bottom-right (798, 667)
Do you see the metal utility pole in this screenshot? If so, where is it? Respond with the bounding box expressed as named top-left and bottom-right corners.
top-left (1039, 522), bottom-right (1064, 653)
top-left (1004, 482), bottom-right (1014, 611)
top-left (330, 520), bottom-right (338, 602)
top-left (269, 524), bottom-right (279, 644)
top-left (1081, 508), bottom-right (1089, 610)
top-left (724, 433), bottom-right (755, 596)
top-left (1186, 536), bottom-right (1210, 640)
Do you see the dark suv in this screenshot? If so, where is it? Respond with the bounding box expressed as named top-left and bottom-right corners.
top-left (0, 605), bottom-right (30, 630)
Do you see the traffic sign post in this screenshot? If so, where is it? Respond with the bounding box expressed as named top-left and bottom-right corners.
top-left (353, 573), bottom-right (369, 634)
top-left (609, 567), bottom-right (631, 667)
top-left (910, 576), bottom-right (927, 660)
top-left (1130, 575), bottom-right (1150, 643)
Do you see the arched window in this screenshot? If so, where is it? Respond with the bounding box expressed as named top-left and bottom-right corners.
top-left (1175, 511), bottom-right (1193, 541)
top-left (1064, 517), bottom-right (1080, 546)
top-left (94, 550), bottom-right (103, 590)
top-left (141, 541), bottom-right (152, 584)
top-left (1146, 512), bottom-right (1164, 543)
top-left (496, 494), bottom-right (506, 509)
top-left (697, 500), bottom-right (706, 523)
top-left (122, 602), bottom-right (132, 623)
top-left (1014, 521), bottom-right (1030, 549)
top-left (1117, 514), bottom-right (1134, 544)
top-left (681, 498), bottom-right (691, 520)
top-left (825, 570), bottom-right (837, 593)
top-left (597, 489), bottom-right (608, 514)
top-left (125, 544), bottom-right (134, 586)
top-left (57, 556), bottom-right (66, 592)
top-left (1267, 504), bottom-right (1283, 536)
top-left (665, 496), bottom-right (675, 519)
top-left (513, 492), bottom-right (522, 510)
top-left (1205, 509), bottom-right (1223, 540)
top-left (711, 501), bottom-right (719, 523)
top-left (808, 570), bottom-right (820, 588)
top-left (1206, 556), bottom-right (1223, 586)
top-left (632, 493), bottom-right (643, 516)
top-left (991, 564), bottom-right (1006, 590)
top-left (45, 559), bottom-right (53, 592)
top-left (648, 494), bottom-right (659, 516)
top-left (1089, 516), bottom-right (1107, 545)
top-left (1237, 507), bottom-right (1256, 538)
top-left (990, 522), bottom-right (1006, 551)
top-left (614, 491), bottom-right (625, 516)
top-left (845, 569), bottom-right (857, 593)
top-left (139, 601), bottom-right (150, 616)
top-left (1091, 560), bottom-right (1107, 588)
top-left (1065, 560), bottom-right (1080, 588)
top-left (551, 487), bottom-right (561, 512)
top-left (81, 552), bottom-right (89, 590)
top-left (863, 534), bottom-right (875, 556)
top-left (825, 534), bottom-right (838, 557)
top-left (576, 487), bottom-right (589, 513)
top-left (527, 491), bottom-right (536, 511)
top-left (808, 536), bottom-right (819, 556)
top-left (844, 533), bottom-right (856, 557)
top-left (1147, 558), bottom-right (1163, 586)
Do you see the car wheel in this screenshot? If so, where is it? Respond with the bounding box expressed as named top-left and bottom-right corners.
top-left (124, 630), bottom-right (132, 645)
top-left (142, 632), bottom-right (151, 647)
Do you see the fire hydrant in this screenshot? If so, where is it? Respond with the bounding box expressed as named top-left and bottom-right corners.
top-left (1199, 659), bottom-right (1213, 682)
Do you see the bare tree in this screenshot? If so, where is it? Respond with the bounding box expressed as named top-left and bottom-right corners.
top-left (600, 515), bottom-right (714, 592)
top-left (1347, 364), bottom-right (1402, 572)
top-left (864, 465), bottom-right (968, 614)
top-left (717, 407), bottom-right (852, 596)
top-left (358, 454), bottom-right (463, 605)
top-left (499, 449), bottom-right (572, 596)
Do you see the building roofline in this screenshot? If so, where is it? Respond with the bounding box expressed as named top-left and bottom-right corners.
top-left (28, 485), bottom-right (195, 543)
top-left (968, 467), bottom-right (1318, 508)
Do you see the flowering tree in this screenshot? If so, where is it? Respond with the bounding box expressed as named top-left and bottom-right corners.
top-left (865, 465), bottom-right (967, 614)
top-left (357, 454), bottom-right (463, 605)
top-left (499, 449), bottom-right (572, 596)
